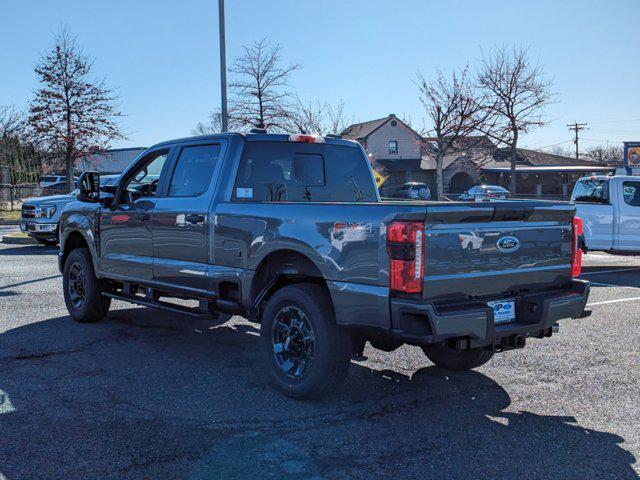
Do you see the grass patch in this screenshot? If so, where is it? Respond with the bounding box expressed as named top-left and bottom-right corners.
top-left (0, 210), bottom-right (21, 222)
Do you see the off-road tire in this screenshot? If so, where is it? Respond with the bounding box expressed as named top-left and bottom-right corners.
top-left (422, 344), bottom-right (494, 371)
top-left (63, 247), bottom-right (111, 323)
top-left (260, 283), bottom-right (351, 399)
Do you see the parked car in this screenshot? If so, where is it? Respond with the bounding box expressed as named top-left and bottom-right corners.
top-left (459, 185), bottom-right (511, 201)
top-left (39, 174), bottom-right (77, 188)
top-left (21, 174), bottom-right (120, 245)
top-left (58, 132), bottom-right (589, 399)
top-left (572, 174), bottom-right (640, 253)
top-left (389, 182), bottom-right (431, 200)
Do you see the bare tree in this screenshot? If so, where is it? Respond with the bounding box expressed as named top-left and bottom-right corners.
top-left (0, 105), bottom-right (24, 138)
top-left (549, 145), bottom-right (574, 157)
top-left (584, 144), bottom-right (623, 166)
top-left (477, 47), bottom-right (554, 194)
top-left (28, 27), bottom-right (123, 192)
top-left (191, 106), bottom-right (242, 135)
top-left (228, 39), bottom-right (300, 131)
top-left (288, 99), bottom-right (348, 135)
top-left (417, 67), bottom-right (487, 199)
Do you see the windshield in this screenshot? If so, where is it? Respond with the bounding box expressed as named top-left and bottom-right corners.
top-left (571, 178), bottom-right (610, 204)
top-left (485, 186), bottom-right (509, 193)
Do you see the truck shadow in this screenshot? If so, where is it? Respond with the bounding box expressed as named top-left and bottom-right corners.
top-left (0, 244), bottom-right (58, 256)
top-left (0, 308), bottom-right (636, 480)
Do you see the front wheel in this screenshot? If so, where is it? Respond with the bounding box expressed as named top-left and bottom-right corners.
top-left (260, 283), bottom-right (351, 399)
top-left (422, 344), bottom-right (494, 371)
top-left (63, 247), bottom-right (111, 323)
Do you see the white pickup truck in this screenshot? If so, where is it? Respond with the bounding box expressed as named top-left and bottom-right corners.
top-left (572, 174), bottom-right (640, 253)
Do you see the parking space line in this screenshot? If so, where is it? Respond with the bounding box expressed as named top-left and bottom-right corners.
top-left (587, 296), bottom-right (640, 307)
top-left (590, 281), bottom-right (640, 288)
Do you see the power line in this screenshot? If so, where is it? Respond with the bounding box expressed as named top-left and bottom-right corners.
top-left (567, 122), bottom-right (588, 159)
top-left (535, 139), bottom-right (574, 150)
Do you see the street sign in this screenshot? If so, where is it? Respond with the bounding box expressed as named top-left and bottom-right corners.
top-left (624, 141), bottom-right (640, 175)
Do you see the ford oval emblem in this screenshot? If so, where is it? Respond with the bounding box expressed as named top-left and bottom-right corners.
top-left (497, 236), bottom-right (520, 253)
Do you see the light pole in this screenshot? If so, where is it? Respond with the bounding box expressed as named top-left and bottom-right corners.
top-left (218, 0), bottom-right (228, 131)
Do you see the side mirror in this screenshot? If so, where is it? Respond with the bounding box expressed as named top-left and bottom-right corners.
top-left (77, 171), bottom-right (101, 203)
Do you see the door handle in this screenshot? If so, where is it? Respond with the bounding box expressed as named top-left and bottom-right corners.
top-left (185, 213), bottom-right (206, 225)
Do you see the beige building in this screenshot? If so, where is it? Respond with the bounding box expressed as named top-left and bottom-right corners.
top-left (341, 115), bottom-right (612, 198)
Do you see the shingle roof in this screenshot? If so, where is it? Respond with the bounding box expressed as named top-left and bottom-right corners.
top-left (341, 116), bottom-right (391, 140)
top-left (420, 147), bottom-right (608, 171)
top-left (504, 148), bottom-right (605, 167)
top-left (341, 114), bottom-right (423, 141)
top-left (376, 158), bottom-right (422, 171)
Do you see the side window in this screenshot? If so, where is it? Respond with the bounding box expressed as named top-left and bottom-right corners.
top-left (623, 181), bottom-right (640, 206)
top-left (125, 150), bottom-right (169, 198)
top-left (168, 145), bottom-right (221, 197)
top-left (571, 179), bottom-right (610, 204)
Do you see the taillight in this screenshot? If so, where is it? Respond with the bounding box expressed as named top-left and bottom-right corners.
top-left (387, 221), bottom-right (424, 294)
top-left (571, 216), bottom-right (583, 277)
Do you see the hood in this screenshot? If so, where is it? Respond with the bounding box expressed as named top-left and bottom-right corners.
top-left (24, 193), bottom-right (75, 205)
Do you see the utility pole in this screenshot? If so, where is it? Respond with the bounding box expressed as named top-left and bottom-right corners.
top-left (218, 0), bottom-right (228, 132)
top-left (567, 122), bottom-right (587, 159)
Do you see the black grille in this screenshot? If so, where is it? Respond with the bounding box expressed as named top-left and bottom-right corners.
top-left (21, 204), bottom-right (35, 219)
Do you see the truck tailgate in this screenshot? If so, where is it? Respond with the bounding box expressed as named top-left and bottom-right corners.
top-left (422, 202), bottom-right (575, 300)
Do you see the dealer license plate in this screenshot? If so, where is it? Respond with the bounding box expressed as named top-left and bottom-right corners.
top-left (488, 300), bottom-right (516, 324)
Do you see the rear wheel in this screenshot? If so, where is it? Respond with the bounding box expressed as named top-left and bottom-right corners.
top-left (422, 344), bottom-right (494, 371)
top-left (63, 247), bottom-right (111, 322)
top-left (260, 283), bottom-right (351, 399)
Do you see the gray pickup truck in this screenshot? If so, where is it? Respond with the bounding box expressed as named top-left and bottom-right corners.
top-left (58, 132), bottom-right (590, 399)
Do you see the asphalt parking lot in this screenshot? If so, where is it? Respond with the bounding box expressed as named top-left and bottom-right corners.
top-left (0, 226), bottom-right (638, 479)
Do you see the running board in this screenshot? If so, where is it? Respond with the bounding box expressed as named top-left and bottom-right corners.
top-left (102, 291), bottom-right (219, 320)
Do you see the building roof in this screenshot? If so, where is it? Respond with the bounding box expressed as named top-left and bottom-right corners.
top-left (341, 114), bottom-right (422, 141)
top-left (376, 158), bottom-right (422, 171)
top-left (416, 146), bottom-right (610, 173)
top-left (482, 165), bottom-right (614, 173)
top-left (341, 116), bottom-right (390, 140)
top-left (493, 148), bottom-right (604, 167)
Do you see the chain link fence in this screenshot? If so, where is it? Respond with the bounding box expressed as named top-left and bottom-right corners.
top-left (0, 183), bottom-right (40, 211)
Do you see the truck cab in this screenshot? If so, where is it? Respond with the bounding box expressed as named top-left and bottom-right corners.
top-left (572, 175), bottom-right (640, 252)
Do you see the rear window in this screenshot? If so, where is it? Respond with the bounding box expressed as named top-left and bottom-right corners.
top-left (571, 179), bottom-right (610, 204)
top-left (623, 181), bottom-right (640, 206)
top-left (233, 142), bottom-right (377, 202)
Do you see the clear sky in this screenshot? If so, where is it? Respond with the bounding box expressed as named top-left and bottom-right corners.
top-left (2, 0), bottom-right (639, 152)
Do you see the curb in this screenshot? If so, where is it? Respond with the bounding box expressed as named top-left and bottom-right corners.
top-left (0, 221), bottom-right (20, 226)
top-left (2, 234), bottom-right (37, 245)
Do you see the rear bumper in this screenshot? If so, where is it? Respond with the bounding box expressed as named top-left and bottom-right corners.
top-left (390, 279), bottom-right (590, 347)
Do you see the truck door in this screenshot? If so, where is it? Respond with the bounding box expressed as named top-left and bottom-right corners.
top-left (572, 178), bottom-right (613, 250)
top-left (615, 180), bottom-right (640, 251)
top-left (151, 142), bottom-right (224, 293)
top-left (100, 148), bottom-right (173, 281)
